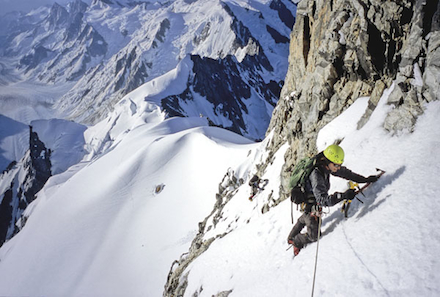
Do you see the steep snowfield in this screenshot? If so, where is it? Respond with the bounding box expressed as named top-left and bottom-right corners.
top-left (177, 84), bottom-right (440, 297)
top-left (0, 81), bottom-right (439, 296)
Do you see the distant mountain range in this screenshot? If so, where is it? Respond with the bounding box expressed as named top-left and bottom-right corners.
top-left (0, 0), bottom-right (296, 140)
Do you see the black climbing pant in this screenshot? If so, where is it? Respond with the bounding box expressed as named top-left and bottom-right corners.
top-left (287, 212), bottom-right (320, 249)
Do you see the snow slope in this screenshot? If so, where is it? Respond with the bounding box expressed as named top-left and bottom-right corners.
top-left (1, 82), bottom-right (440, 297)
top-left (176, 84), bottom-right (440, 297)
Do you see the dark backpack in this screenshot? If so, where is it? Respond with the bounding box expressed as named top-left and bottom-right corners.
top-left (289, 156), bottom-right (317, 204)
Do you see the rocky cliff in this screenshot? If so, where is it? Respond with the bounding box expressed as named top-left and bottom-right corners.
top-left (267, 0), bottom-right (440, 203)
top-left (0, 127), bottom-right (51, 247)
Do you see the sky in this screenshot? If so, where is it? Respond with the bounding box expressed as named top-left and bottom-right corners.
top-left (0, 0), bottom-right (92, 14)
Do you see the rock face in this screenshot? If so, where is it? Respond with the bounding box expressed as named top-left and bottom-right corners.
top-left (0, 127), bottom-right (51, 247)
top-left (266, 0), bottom-right (440, 203)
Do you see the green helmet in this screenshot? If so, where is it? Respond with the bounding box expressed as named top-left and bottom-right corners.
top-left (323, 144), bottom-right (344, 164)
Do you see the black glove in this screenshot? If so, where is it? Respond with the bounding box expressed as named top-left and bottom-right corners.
top-left (332, 189), bottom-right (356, 204)
top-left (341, 189), bottom-right (356, 200)
top-left (365, 175), bottom-right (379, 183)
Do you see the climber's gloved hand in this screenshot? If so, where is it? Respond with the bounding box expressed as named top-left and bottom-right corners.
top-left (365, 175), bottom-right (380, 183)
top-left (341, 188), bottom-right (356, 200)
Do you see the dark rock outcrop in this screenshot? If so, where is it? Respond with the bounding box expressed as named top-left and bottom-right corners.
top-left (161, 54), bottom-right (281, 138)
top-left (0, 127), bottom-right (51, 247)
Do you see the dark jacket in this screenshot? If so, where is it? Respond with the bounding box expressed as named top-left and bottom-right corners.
top-left (305, 165), bottom-right (369, 207)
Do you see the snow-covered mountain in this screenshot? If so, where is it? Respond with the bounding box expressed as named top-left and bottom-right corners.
top-left (0, 0), bottom-right (296, 140)
top-left (1, 0), bottom-right (439, 296)
top-left (1, 78), bottom-right (440, 296)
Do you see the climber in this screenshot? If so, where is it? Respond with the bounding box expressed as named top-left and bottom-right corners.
top-left (249, 174), bottom-right (260, 199)
top-left (248, 174), bottom-right (269, 201)
top-left (287, 144), bottom-right (381, 256)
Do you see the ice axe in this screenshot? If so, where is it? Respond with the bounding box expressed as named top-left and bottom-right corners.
top-left (354, 168), bottom-right (386, 195)
top-left (342, 168), bottom-right (385, 217)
